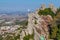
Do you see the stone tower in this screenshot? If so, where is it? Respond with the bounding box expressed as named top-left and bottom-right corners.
top-left (40, 4), bottom-right (46, 10)
top-left (49, 4), bottom-right (57, 13)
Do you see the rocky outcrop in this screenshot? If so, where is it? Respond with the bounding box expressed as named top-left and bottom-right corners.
top-left (20, 4), bottom-right (56, 40)
top-left (27, 9), bottom-right (53, 40)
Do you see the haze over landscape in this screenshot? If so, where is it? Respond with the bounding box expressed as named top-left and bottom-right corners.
top-left (0, 0), bottom-right (60, 40)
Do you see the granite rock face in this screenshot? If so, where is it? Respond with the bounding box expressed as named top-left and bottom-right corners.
top-left (27, 10), bottom-right (53, 40)
top-left (20, 4), bottom-right (57, 40)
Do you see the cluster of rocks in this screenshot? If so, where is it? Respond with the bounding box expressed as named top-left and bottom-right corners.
top-left (27, 11), bottom-right (53, 40)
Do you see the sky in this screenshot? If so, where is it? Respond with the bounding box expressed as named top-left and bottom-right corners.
top-left (0, 0), bottom-right (60, 12)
